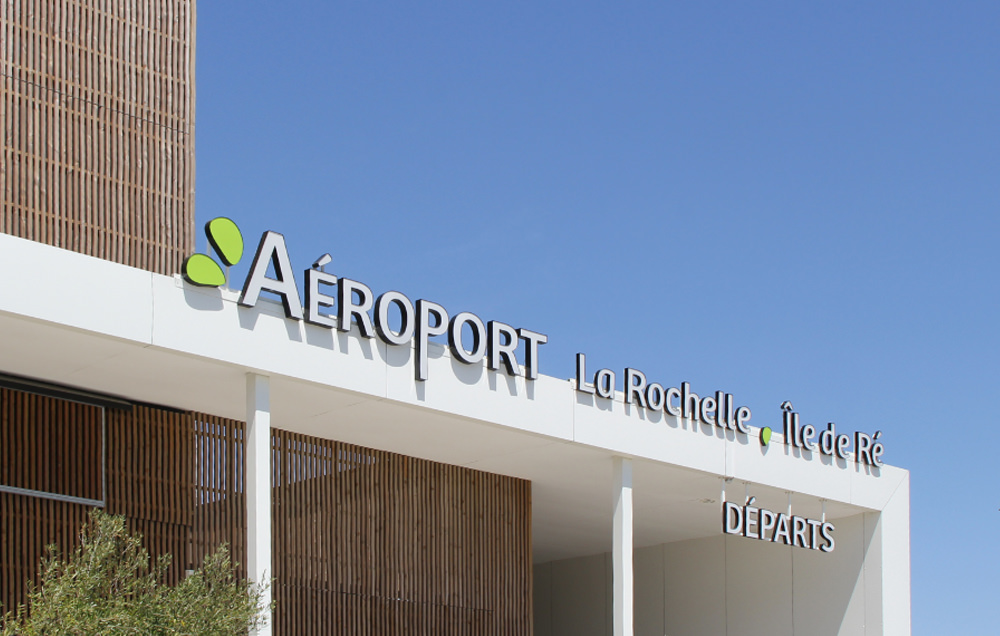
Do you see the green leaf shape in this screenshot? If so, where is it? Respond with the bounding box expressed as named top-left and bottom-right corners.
top-left (760, 427), bottom-right (772, 446)
top-left (205, 217), bottom-right (244, 267)
top-left (183, 253), bottom-right (226, 287)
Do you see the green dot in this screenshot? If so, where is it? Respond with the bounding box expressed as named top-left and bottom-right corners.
top-left (183, 253), bottom-right (226, 287)
top-left (760, 427), bottom-right (772, 446)
top-left (206, 217), bottom-right (244, 267)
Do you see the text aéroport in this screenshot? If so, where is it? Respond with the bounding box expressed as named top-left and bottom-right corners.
top-left (183, 220), bottom-right (885, 471)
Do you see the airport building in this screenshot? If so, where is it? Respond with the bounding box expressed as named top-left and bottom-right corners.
top-left (0, 2), bottom-right (910, 635)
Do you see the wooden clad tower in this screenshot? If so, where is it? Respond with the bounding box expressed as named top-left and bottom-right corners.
top-left (1, 0), bottom-right (196, 275)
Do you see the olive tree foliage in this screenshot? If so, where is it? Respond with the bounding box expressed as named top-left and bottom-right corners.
top-left (0, 511), bottom-right (268, 636)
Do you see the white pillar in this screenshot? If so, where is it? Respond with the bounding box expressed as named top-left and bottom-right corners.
top-left (246, 373), bottom-right (272, 635)
top-left (871, 473), bottom-right (911, 635)
top-left (612, 457), bottom-right (634, 636)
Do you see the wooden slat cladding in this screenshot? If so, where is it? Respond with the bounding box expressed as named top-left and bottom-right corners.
top-left (0, 389), bottom-right (532, 634)
top-left (271, 430), bottom-right (533, 636)
top-left (0, 387), bottom-right (103, 501)
top-left (0, 492), bottom-right (92, 614)
top-left (191, 413), bottom-right (246, 579)
top-left (0, 0), bottom-right (195, 276)
top-left (0, 388), bottom-right (102, 612)
top-left (106, 409), bottom-right (247, 585)
top-left (106, 404), bottom-right (194, 585)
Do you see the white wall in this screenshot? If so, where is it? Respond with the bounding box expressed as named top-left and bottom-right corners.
top-left (0, 232), bottom-right (908, 518)
top-left (535, 512), bottom-right (901, 636)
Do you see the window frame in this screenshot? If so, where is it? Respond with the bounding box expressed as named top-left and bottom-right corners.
top-left (0, 374), bottom-right (130, 507)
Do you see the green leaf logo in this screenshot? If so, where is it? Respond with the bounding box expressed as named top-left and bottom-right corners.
top-left (182, 253), bottom-right (226, 287)
top-left (182, 217), bottom-right (244, 287)
top-left (205, 217), bottom-right (244, 267)
top-left (760, 427), bottom-right (772, 446)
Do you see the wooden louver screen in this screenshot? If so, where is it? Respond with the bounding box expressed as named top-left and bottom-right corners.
top-left (0, 389), bottom-right (533, 635)
top-left (0, 388), bottom-right (104, 608)
top-left (0, 387), bottom-right (103, 502)
top-left (271, 430), bottom-right (533, 635)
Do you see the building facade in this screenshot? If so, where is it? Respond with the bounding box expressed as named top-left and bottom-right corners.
top-left (0, 2), bottom-right (910, 635)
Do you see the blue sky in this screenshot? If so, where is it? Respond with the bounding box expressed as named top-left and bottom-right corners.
top-left (195, 3), bottom-right (999, 633)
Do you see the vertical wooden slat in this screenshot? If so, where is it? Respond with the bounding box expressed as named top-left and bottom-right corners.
top-left (0, 387), bottom-right (101, 613)
top-left (2, 386), bottom-right (531, 634)
top-left (1, 0), bottom-right (195, 276)
top-left (261, 429), bottom-right (531, 635)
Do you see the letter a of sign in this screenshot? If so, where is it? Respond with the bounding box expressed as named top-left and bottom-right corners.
top-left (239, 231), bottom-right (304, 320)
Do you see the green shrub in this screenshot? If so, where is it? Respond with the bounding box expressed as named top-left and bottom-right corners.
top-left (1, 510), bottom-right (268, 636)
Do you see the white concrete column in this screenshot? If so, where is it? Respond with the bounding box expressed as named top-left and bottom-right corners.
top-left (612, 456), bottom-right (634, 636)
top-left (246, 373), bottom-right (272, 635)
top-left (869, 473), bottom-right (911, 635)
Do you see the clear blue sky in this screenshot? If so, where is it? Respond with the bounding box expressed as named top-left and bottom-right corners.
top-left (194, 3), bottom-right (999, 633)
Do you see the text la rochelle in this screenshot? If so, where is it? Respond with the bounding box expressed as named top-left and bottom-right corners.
top-left (574, 353), bottom-right (753, 433)
top-left (575, 355), bottom-right (886, 468)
